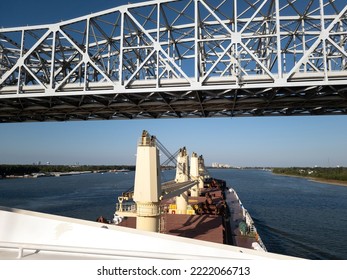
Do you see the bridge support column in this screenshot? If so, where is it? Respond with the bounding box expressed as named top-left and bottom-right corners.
top-left (133, 131), bottom-right (161, 232)
top-left (175, 147), bottom-right (189, 214)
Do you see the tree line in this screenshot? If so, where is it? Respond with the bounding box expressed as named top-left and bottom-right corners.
top-left (272, 167), bottom-right (347, 182)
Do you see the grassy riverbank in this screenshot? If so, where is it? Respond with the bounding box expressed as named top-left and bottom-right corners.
top-left (272, 167), bottom-right (347, 187)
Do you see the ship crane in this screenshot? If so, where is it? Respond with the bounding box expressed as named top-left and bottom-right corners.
top-left (155, 136), bottom-right (191, 180)
top-left (115, 130), bottom-right (201, 231)
top-left (116, 133), bottom-right (193, 214)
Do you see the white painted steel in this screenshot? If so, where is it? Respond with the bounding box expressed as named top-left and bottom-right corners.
top-left (0, 207), bottom-right (297, 259)
top-left (0, 0), bottom-right (347, 121)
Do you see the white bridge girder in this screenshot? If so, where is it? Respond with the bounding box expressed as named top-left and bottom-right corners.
top-left (0, 0), bottom-right (347, 122)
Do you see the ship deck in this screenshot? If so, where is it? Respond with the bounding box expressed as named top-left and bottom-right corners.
top-left (118, 214), bottom-right (224, 244)
top-left (117, 183), bottom-right (262, 251)
top-left (161, 214), bottom-right (224, 243)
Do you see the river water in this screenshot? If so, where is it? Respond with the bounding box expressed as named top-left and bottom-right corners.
top-left (0, 169), bottom-right (346, 260)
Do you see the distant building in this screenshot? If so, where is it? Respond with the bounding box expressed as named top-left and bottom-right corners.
top-left (212, 162), bottom-right (231, 168)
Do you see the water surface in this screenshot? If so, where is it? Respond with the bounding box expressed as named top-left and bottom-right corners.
top-left (1, 169), bottom-right (346, 259)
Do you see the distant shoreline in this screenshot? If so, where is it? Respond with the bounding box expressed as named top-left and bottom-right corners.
top-left (308, 178), bottom-right (347, 187)
top-left (273, 173), bottom-right (347, 187)
top-left (0, 164), bottom-right (136, 180)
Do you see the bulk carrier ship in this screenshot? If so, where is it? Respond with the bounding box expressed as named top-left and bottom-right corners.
top-left (0, 131), bottom-right (293, 259)
top-left (112, 131), bottom-right (267, 252)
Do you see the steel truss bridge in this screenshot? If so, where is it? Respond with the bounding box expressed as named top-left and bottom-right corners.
top-left (1, 0), bottom-right (347, 122)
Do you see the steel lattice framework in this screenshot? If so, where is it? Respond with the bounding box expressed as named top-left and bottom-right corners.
top-left (1, 0), bottom-right (347, 122)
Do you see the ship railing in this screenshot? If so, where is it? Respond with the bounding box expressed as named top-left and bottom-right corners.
top-left (229, 188), bottom-right (267, 252)
top-left (230, 188), bottom-right (242, 206)
top-left (244, 211), bottom-right (267, 252)
top-left (137, 204), bottom-right (161, 216)
top-left (116, 202), bottom-right (136, 213)
top-left (257, 237), bottom-right (267, 252)
top-left (1, 241), bottom-right (239, 260)
top-left (244, 210), bottom-right (254, 228)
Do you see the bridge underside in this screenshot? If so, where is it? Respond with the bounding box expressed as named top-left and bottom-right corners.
top-left (1, 0), bottom-right (347, 122)
top-left (1, 85), bottom-right (346, 122)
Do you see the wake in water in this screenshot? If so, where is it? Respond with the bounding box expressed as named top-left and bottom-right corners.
top-left (253, 217), bottom-right (339, 259)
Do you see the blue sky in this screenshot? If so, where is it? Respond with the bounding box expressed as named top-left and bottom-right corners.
top-left (1, 0), bottom-right (347, 167)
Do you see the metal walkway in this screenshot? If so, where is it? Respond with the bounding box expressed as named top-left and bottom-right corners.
top-left (0, 0), bottom-right (347, 122)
